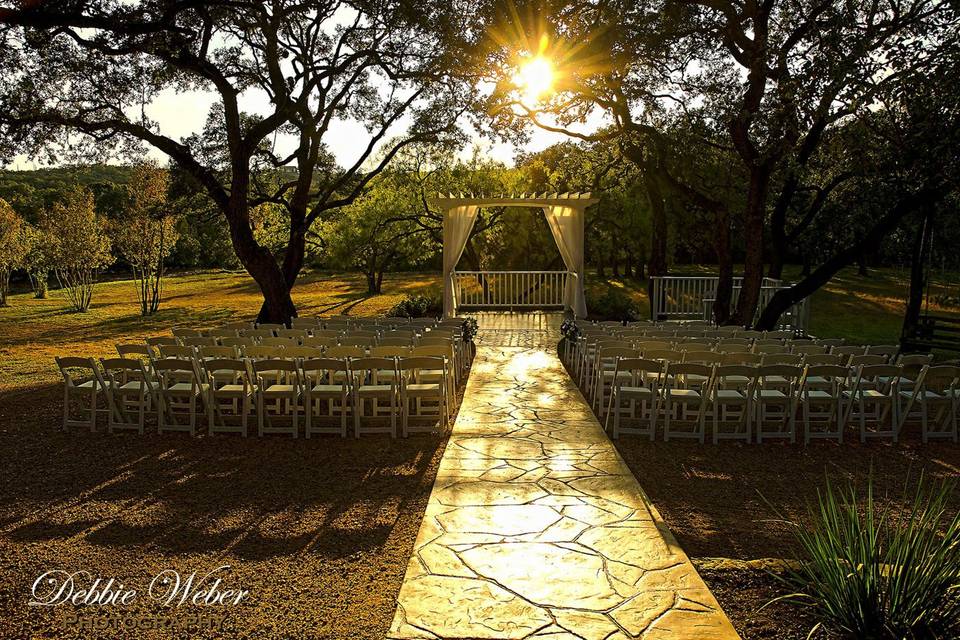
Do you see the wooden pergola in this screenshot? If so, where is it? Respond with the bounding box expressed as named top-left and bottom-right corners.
top-left (429, 193), bottom-right (599, 319)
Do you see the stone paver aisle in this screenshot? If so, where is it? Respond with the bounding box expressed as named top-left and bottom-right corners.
top-left (388, 316), bottom-right (739, 640)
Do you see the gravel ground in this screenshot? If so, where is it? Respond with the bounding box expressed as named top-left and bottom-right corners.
top-left (0, 381), bottom-right (448, 639)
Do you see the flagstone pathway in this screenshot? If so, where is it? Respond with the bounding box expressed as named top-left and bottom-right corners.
top-left (388, 314), bottom-right (739, 640)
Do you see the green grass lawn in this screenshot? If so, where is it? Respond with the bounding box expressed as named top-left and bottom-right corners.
top-left (2, 265), bottom-right (958, 391)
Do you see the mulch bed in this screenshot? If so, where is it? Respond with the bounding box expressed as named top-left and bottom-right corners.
top-left (0, 382), bottom-right (448, 639)
top-left (615, 436), bottom-right (960, 639)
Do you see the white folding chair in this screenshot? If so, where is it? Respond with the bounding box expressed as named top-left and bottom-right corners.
top-left (755, 365), bottom-right (802, 443)
top-left (56, 357), bottom-right (104, 431)
top-left (302, 357), bottom-right (351, 438)
top-left (204, 358), bottom-right (252, 437)
top-left (153, 358), bottom-right (207, 435)
top-left (898, 365), bottom-right (959, 443)
top-left (351, 357), bottom-right (398, 438)
top-left (252, 358), bottom-right (300, 437)
top-left (399, 356), bottom-right (449, 437)
top-left (711, 365), bottom-right (758, 444)
top-left (97, 358), bottom-right (151, 434)
top-left (801, 365), bottom-right (850, 443)
top-left (662, 362), bottom-right (712, 442)
top-left (843, 364), bottom-right (901, 442)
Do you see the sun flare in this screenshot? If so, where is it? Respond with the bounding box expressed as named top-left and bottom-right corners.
top-left (513, 55), bottom-right (554, 104)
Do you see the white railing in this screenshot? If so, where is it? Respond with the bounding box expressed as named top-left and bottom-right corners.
top-left (650, 275), bottom-right (809, 333)
top-left (453, 270), bottom-right (570, 310)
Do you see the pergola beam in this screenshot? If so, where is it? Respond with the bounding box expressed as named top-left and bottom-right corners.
top-left (428, 193), bottom-right (599, 211)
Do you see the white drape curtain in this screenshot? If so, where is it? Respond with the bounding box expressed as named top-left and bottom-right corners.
top-left (543, 205), bottom-right (587, 318)
top-left (442, 205), bottom-right (480, 318)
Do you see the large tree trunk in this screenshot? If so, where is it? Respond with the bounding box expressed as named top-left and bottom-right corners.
top-left (730, 166), bottom-right (771, 326)
top-left (712, 206), bottom-right (734, 325)
top-left (902, 206), bottom-right (934, 339)
top-left (756, 187), bottom-right (942, 330)
top-left (645, 170), bottom-right (668, 282)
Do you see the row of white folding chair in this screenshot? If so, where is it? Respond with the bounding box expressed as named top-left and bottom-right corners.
top-left (588, 345), bottom-right (927, 417)
top-left (56, 354), bottom-right (451, 439)
top-left (603, 360), bottom-right (958, 444)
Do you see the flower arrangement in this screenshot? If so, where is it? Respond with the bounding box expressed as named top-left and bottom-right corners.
top-left (461, 317), bottom-right (479, 343)
top-left (560, 319), bottom-right (582, 342)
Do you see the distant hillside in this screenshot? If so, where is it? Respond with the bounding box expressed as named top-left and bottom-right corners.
top-left (0, 164), bottom-right (136, 220)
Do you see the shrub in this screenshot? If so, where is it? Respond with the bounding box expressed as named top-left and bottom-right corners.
top-left (586, 287), bottom-right (642, 321)
top-left (771, 473), bottom-right (960, 639)
top-left (388, 293), bottom-right (443, 318)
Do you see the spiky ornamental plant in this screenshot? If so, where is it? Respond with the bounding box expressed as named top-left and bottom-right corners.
top-left (771, 473), bottom-right (960, 639)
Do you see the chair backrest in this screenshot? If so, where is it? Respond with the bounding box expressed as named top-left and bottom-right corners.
top-left (172, 328), bottom-right (203, 338)
top-left (804, 365), bottom-right (851, 388)
top-left (757, 364), bottom-right (802, 383)
top-left (720, 352), bottom-right (763, 365)
top-left (714, 364), bottom-right (759, 381)
top-left (683, 351), bottom-right (724, 365)
top-left (815, 338), bottom-right (845, 347)
top-left (346, 330), bottom-right (379, 339)
top-left (612, 357), bottom-right (664, 384)
top-left (635, 340), bottom-right (672, 354)
top-left (716, 337), bottom-right (751, 346)
top-left (385, 329), bottom-right (419, 340)
top-left (380, 316), bottom-right (411, 327)
top-left (674, 330), bottom-right (706, 338)
top-left (717, 342), bottom-right (752, 353)
top-left (219, 320), bottom-right (254, 331)
top-left (208, 328), bottom-right (238, 339)
top-left (202, 358), bottom-right (248, 379)
top-left (116, 343), bottom-right (150, 359)
top-left (300, 336), bottom-right (336, 349)
top-left (221, 336), bottom-right (255, 348)
top-left (260, 336), bottom-right (300, 347)
top-left (833, 345), bottom-right (868, 358)
top-left (897, 353), bottom-right (934, 367)
top-left (866, 344), bottom-right (899, 357)
top-left (99, 357), bottom-right (147, 386)
top-left (677, 339), bottom-right (716, 351)
top-left (378, 337), bottom-right (416, 348)
top-left (199, 345), bottom-right (239, 360)
top-left (152, 358), bottom-right (200, 384)
top-left (181, 336), bottom-right (217, 347)
top-left (856, 364), bottom-right (902, 388)
top-left (241, 329), bottom-right (275, 340)
top-left (398, 356), bottom-right (445, 374)
top-left (792, 343), bottom-right (827, 355)
top-left (158, 344), bottom-right (195, 359)
top-left (282, 346), bottom-right (322, 360)
top-left (917, 365), bottom-right (960, 391)
top-left (256, 322), bottom-right (285, 332)
top-left (762, 353), bottom-right (803, 366)
top-left (146, 336), bottom-right (178, 347)
top-left (371, 345), bottom-right (412, 357)
top-left (277, 328), bottom-right (308, 340)
top-left (644, 349), bottom-right (683, 363)
top-left (252, 358), bottom-right (299, 383)
top-left (765, 330), bottom-right (795, 340)
top-left (598, 346), bottom-right (637, 361)
top-left (340, 336), bottom-right (377, 347)
top-left (848, 354), bottom-right (886, 367)
top-left (313, 329), bottom-right (342, 339)
top-left (350, 357), bottom-right (397, 384)
top-left (324, 346), bottom-right (365, 359)
top-left (243, 346), bottom-right (285, 359)
top-left (754, 344), bottom-right (791, 355)
top-left (411, 345), bottom-right (451, 359)
top-left (301, 357), bottom-right (350, 383)
top-left (56, 356), bottom-right (98, 386)
top-left (665, 362), bottom-right (713, 379)
top-left (291, 318), bottom-right (319, 330)
top-left (802, 354), bottom-right (844, 366)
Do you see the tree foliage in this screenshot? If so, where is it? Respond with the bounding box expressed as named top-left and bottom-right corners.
top-left (0, 198), bottom-right (30, 306)
top-left (113, 161), bottom-right (178, 315)
top-left (40, 186), bottom-right (113, 312)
